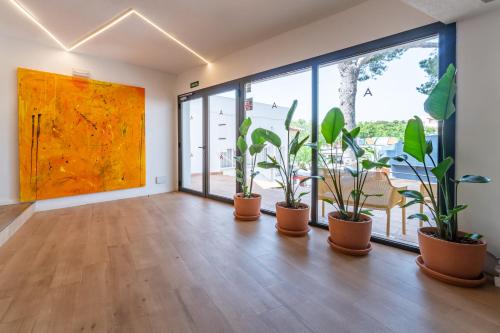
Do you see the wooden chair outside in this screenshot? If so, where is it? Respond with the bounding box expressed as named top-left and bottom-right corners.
top-left (419, 183), bottom-right (438, 227)
top-left (319, 168), bottom-right (407, 236)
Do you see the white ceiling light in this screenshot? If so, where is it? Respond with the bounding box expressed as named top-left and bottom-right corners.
top-left (8, 0), bottom-right (210, 64)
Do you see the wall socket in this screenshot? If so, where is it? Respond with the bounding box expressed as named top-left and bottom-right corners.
top-left (156, 176), bottom-right (168, 184)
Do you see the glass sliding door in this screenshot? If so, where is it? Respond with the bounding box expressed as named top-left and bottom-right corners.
top-left (244, 69), bottom-right (312, 213)
top-left (208, 90), bottom-right (237, 198)
top-left (317, 36), bottom-right (439, 245)
top-left (180, 97), bottom-right (205, 193)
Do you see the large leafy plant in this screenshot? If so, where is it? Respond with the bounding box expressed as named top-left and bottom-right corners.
top-left (235, 117), bottom-right (265, 198)
top-left (395, 64), bottom-right (490, 242)
top-left (315, 108), bottom-right (390, 221)
top-left (254, 100), bottom-right (319, 209)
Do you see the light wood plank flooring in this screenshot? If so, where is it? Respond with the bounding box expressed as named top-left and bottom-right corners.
top-left (0, 192), bottom-right (498, 332)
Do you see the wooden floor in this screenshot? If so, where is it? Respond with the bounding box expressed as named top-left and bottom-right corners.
top-left (0, 192), bottom-right (498, 332)
top-left (0, 203), bottom-right (32, 232)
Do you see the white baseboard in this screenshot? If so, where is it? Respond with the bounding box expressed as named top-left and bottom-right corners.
top-left (0, 203), bottom-right (35, 247)
top-left (0, 189), bottom-right (174, 247)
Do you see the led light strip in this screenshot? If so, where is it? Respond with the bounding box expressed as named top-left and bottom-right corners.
top-left (8, 0), bottom-right (210, 64)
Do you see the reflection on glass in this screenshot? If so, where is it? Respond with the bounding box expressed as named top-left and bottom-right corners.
top-left (181, 98), bottom-right (203, 192)
top-left (318, 36), bottom-right (439, 245)
top-left (209, 90), bottom-right (237, 198)
top-left (245, 69), bottom-right (312, 213)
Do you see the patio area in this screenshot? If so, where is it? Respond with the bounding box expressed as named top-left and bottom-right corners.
top-left (191, 174), bottom-right (433, 245)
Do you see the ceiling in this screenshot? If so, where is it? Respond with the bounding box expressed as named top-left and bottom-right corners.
top-left (0, 0), bottom-right (366, 74)
top-left (402, 0), bottom-right (500, 23)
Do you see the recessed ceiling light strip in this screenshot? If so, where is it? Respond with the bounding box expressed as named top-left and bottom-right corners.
top-left (133, 10), bottom-right (210, 64)
top-left (68, 8), bottom-right (135, 51)
top-left (9, 0), bottom-right (68, 50)
top-left (8, 0), bottom-right (210, 64)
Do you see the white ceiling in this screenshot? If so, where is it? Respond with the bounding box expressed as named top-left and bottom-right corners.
top-left (402, 0), bottom-right (500, 23)
top-left (0, 0), bottom-right (366, 74)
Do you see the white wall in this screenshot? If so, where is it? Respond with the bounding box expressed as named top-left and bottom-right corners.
top-left (175, 0), bottom-right (435, 94)
top-left (0, 34), bottom-right (177, 210)
top-left (456, 8), bottom-right (500, 256)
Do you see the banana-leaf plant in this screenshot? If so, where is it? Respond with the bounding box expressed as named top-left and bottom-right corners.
top-left (395, 64), bottom-right (490, 242)
top-left (312, 107), bottom-right (390, 221)
top-left (254, 100), bottom-right (320, 209)
top-left (235, 117), bottom-right (266, 198)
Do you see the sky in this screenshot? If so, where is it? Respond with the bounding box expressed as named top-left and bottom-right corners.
top-left (246, 37), bottom-right (438, 124)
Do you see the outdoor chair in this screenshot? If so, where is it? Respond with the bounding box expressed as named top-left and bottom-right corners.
top-left (419, 183), bottom-right (438, 227)
top-left (319, 169), bottom-right (407, 236)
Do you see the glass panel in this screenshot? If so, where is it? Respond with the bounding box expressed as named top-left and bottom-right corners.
top-left (208, 90), bottom-right (237, 198)
top-left (181, 97), bottom-right (204, 192)
top-left (318, 36), bottom-right (439, 245)
top-left (244, 69), bottom-right (312, 213)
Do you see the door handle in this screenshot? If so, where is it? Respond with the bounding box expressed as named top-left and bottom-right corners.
top-left (197, 146), bottom-right (206, 149)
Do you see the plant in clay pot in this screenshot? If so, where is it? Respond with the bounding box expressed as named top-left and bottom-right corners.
top-left (233, 117), bottom-right (266, 221)
top-left (255, 100), bottom-right (321, 236)
top-left (313, 108), bottom-right (390, 255)
top-left (395, 64), bottom-right (491, 286)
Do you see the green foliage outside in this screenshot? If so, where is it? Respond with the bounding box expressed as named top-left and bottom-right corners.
top-left (289, 119), bottom-right (437, 168)
top-left (358, 120), bottom-right (437, 140)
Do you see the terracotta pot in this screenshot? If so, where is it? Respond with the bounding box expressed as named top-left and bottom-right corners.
top-left (275, 202), bottom-right (309, 232)
top-left (418, 227), bottom-right (487, 280)
top-left (328, 212), bottom-right (372, 250)
top-left (234, 193), bottom-right (261, 220)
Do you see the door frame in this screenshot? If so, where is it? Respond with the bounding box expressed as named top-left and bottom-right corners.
top-left (178, 82), bottom-right (241, 203)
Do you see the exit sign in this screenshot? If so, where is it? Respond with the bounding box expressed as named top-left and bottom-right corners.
top-left (190, 81), bottom-right (199, 89)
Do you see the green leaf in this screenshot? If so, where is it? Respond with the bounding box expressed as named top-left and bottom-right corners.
top-left (426, 140), bottom-right (433, 154)
top-left (267, 154), bottom-right (278, 164)
top-left (464, 233), bottom-right (483, 241)
top-left (392, 155), bottom-right (408, 163)
top-left (408, 213), bottom-right (429, 222)
top-left (251, 128), bottom-right (281, 147)
top-left (349, 127), bottom-right (361, 138)
top-left (362, 157), bottom-right (390, 170)
top-left (288, 131), bottom-right (300, 153)
top-left (342, 128), bottom-right (364, 158)
top-left (360, 209), bottom-right (374, 217)
top-left (447, 204), bottom-right (467, 217)
top-left (457, 175), bottom-right (491, 183)
top-left (321, 107), bottom-right (345, 144)
top-left (399, 190), bottom-right (424, 200)
top-left (249, 144), bottom-right (265, 156)
top-left (239, 117), bottom-right (252, 136)
top-left (322, 198), bottom-right (334, 206)
top-left (424, 64), bottom-right (456, 121)
top-left (345, 167), bottom-right (359, 178)
top-left (298, 175), bottom-right (324, 185)
top-left (237, 136), bottom-right (247, 154)
top-left (341, 127), bottom-right (360, 152)
top-left (431, 156), bottom-right (454, 181)
top-left (290, 135), bottom-right (309, 156)
top-left (298, 192), bottom-right (310, 198)
top-left (403, 116), bottom-right (427, 162)
top-left (402, 199), bottom-right (423, 208)
top-left (285, 100), bottom-right (298, 131)
top-left (257, 161), bottom-right (279, 169)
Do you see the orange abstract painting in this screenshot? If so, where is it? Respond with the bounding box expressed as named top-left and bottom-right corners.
top-left (18, 68), bottom-right (145, 201)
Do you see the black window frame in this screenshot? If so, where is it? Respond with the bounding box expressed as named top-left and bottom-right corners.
top-left (178, 22), bottom-right (456, 253)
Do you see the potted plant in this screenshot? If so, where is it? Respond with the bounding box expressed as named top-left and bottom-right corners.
top-left (234, 117), bottom-right (266, 221)
top-left (255, 100), bottom-right (318, 236)
top-left (395, 64), bottom-right (491, 286)
top-left (314, 108), bottom-right (390, 255)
